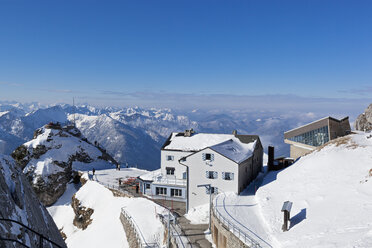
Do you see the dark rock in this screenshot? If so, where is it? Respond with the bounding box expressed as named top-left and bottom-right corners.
top-left (355, 104), bottom-right (372, 131)
top-left (71, 195), bottom-right (94, 230)
top-left (33, 144), bottom-right (48, 159)
top-left (11, 145), bottom-right (30, 169)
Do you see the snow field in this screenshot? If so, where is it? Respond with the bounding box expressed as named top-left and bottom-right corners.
top-left (256, 132), bottom-right (372, 247)
top-left (48, 174), bottom-right (166, 248)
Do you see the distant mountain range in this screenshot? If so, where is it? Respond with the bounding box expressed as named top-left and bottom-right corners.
top-left (0, 101), bottom-right (323, 170)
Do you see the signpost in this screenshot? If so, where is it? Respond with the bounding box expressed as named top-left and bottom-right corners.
top-left (281, 201), bottom-right (292, 232)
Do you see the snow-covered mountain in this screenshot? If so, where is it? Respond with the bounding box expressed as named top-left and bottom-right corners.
top-left (70, 113), bottom-right (161, 170)
top-left (0, 155), bottom-right (66, 248)
top-left (0, 101), bottom-right (325, 170)
top-left (12, 124), bottom-right (117, 206)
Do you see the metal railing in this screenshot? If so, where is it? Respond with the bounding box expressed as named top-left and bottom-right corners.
top-left (169, 222), bottom-right (188, 248)
top-left (0, 218), bottom-right (66, 248)
top-left (153, 176), bottom-right (186, 186)
top-left (97, 181), bottom-right (133, 196)
top-left (212, 196), bottom-right (262, 248)
top-left (120, 208), bottom-right (161, 248)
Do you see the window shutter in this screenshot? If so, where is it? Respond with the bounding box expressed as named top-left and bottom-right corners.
top-left (213, 171), bottom-right (218, 179)
top-left (202, 153), bottom-right (206, 161)
top-left (222, 172), bottom-right (225, 180)
top-left (231, 173), bottom-right (234, 180)
top-left (206, 188), bottom-right (209, 194)
top-left (211, 154), bottom-right (214, 161)
top-left (205, 171), bottom-right (209, 178)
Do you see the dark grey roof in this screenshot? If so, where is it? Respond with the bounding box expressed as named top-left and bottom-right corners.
top-left (235, 135), bottom-right (260, 144)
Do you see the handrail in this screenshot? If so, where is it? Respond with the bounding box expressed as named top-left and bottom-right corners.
top-left (170, 223), bottom-right (186, 248)
top-left (0, 218), bottom-right (65, 248)
top-left (121, 208), bottom-right (160, 248)
top-left (99, 181), bottom-right (133, 196)
top-left (212, 195), bottom-right (262, 248)
top-left (153, 176), bottom-right (186, 186)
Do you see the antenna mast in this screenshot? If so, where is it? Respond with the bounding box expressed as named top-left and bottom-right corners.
top-left (73, 97), bottom-right (76, 127)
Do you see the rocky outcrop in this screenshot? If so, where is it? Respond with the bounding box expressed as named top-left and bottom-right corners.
top-left (71, 194), bottom-right (94, 230)
top-left (11, 124), bottom-right (118, 206)
top-left (0, 155), bottom-right (66, 248)
top-left (355, 104), bottom-right (372, 131)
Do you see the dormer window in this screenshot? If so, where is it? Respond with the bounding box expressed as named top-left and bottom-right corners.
top-left (166, 155), bottom-right (174, 161)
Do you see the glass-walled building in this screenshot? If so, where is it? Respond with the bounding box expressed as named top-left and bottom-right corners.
top-left (284, 116), bottom-right (351, 160)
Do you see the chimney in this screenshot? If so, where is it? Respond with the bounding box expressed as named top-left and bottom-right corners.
top-left (232, 130), bottom-right (237, 136)
top-left (268, 146), bottom-right (274, 171)
top-left (184, 128), bottom-right (195, 137)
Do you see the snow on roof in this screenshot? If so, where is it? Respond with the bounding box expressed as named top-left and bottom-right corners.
top-left (210, 138), bottom-right (257, 163)
top-left (163, 133), bottom-right (256, 152)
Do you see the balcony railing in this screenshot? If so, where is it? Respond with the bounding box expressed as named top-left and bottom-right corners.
top-left (153, 175), bottom-right (186, 186)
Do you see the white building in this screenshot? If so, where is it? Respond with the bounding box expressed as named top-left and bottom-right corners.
top-left (138, 129), bottom-right (263, 211)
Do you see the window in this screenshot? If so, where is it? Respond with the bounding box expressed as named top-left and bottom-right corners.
top-left (206, 187), bottom-right (218, 194)
top-left (288, 125), bottom-right (329, 147)
top-left (205, 153), bottom-right (211, 160)
top-left (145, 183), bottom-right (151, 189)
top-left (166, 167), bottom-right (175, 175)
top-left (206, 171), bottom-right (217, 179)
top-left (171, 188), bottom-right (182, 197)
top-left (222, 172), bottom-right (234, 180)
top-left (203, 153), bottom-right (214, 161)
top-left (182, 172), bottom-right (187, 179)
top-left (166, 155), bottom-right (174, 161)
top-left (156, 187), bottom-right (167, 195)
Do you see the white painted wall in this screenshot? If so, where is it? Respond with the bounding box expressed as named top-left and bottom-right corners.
top-left (160, 150), bottom-right (192, 179)
top-left (150, 183), bottom-right (186, 202)
top-left (185, 148), bottom-right (239, 209)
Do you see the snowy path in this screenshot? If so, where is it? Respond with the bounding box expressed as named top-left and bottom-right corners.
top-left (214, 180), bottom-right (277, 248)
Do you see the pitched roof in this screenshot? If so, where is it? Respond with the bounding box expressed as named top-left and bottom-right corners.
top-left (210, 138), bottom-right (257, 163)
top-left (162, 132), bottom-right (259, 154)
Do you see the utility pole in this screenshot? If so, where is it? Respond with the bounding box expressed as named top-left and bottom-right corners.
top-left (167, 207), bottom-right (171, 248)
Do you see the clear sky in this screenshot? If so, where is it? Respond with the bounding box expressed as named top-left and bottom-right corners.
top-left (0, 0), bottom-right (372, 109)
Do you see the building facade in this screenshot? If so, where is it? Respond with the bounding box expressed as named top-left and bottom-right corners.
top-left (284, 116), bottom-right (351, 159)
top-left (138, 130), bottom-right (263, 211)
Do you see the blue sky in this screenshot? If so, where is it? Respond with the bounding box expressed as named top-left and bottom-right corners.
top-left (0, 0), bottom-right (372, 110)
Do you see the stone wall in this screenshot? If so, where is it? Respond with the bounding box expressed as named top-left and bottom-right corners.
top-left (119, 212), bottom-right (141, 248)
top-left (211, 211), bottom-right (250, 248)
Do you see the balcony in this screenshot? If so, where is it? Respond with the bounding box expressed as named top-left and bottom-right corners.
top-left (152, 174), bottom-right (186, 186)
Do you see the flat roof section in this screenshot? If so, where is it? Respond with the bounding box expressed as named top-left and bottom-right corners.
top-left (284, 116), bottom-right (349, 134)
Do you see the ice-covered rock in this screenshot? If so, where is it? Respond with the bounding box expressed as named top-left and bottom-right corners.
top-left (0, 155), bottom-right (66, 248)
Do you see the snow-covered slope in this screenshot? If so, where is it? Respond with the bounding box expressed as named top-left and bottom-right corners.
top-left (255, 132), bottom-right (372, 247)
top-left (12, 124), bottom-right (116, 206)
top-left (48, 175), bottom-right (166, 248)
top-left (0, 155), bottom-right (66, 248)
